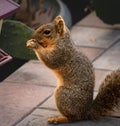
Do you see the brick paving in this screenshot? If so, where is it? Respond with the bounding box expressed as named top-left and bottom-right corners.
top-left (0, 12), bottom-right (120, 126)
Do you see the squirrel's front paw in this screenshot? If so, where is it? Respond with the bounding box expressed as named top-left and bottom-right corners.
top-left (26, 39), bottom-right (38, 49)
top-left (48, 117), bottom-right (69, 124)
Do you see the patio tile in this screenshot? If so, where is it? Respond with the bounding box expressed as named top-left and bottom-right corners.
top-left (39, 95), bottom-right (57, 110)
top-left (16, 108), bottom-right (120, 126)
top-left (16, 109), bottom-right (59, 126)
top-left (71, 26), bottom-right (120, 48)
top-left (16, 93), bottom-right (120, 126)
top-left (93, 41), bottom-right (120, 70)
top-left (4, 60), bottom-right (57, 87)
top-left (77, 11), bottom-right (120, 29)
top-left (78, 47), bottom-right (104, 61)
top-left (0, 82), bottom-right (54, 126)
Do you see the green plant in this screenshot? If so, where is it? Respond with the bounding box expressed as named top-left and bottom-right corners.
top-left (0, 20), bottom-right (36, 60)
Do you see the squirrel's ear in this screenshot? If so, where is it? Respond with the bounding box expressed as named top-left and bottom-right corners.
top-left (54, 15), bottom-right (63, 22)
top-left (53, 15), bottom-right (66, 35)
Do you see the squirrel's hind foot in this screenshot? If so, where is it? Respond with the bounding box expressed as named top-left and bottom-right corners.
top-left (48, 117), bottom-right (69, 124)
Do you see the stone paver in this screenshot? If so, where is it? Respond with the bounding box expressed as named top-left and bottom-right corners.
top-left (16, 109), bottom-right (59, 126)
top-left (16, 91), bottom-right (120, 126)
top-left (71, 26), bottom-right (120, 48)
top-left (0, 82), bottom-right (54, 126)
top-left (39, 95), bottom-right (57, 111)
top-left (16, 93), bottom-right (120, 126)
top-left (78, 47), bottom-right (104, 61)
top-left (93, 41), bottom-right (120, 70)
top-left (4, 60), bottom-right (57, 87)
top-left (16, 108), bottom-right (120, 126)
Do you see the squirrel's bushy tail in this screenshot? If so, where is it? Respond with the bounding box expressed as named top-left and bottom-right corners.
top-left (88, 69), bottom-right (120, 119)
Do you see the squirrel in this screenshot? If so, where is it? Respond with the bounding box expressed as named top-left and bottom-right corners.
top-left (26, 15), bottom-right (120, 124)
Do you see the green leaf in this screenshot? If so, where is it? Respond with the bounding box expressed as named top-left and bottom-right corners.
top-left (0, 20), bottom-right (36, 60)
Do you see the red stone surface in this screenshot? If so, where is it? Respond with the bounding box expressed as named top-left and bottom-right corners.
top-left (78, 47), bottom-right (104, 62)
top-left (0, 82), bottom-right (54, 126)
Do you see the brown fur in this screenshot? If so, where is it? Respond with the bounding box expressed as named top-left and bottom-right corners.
top-left (26, 16), bottom-right (120, 124)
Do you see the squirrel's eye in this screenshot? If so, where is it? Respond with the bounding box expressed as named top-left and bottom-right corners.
top-left (44, 30), bottom-right (51, 35)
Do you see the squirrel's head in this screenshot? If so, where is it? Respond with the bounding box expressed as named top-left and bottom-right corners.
top-left (26, 15), bottom-right (68, 49)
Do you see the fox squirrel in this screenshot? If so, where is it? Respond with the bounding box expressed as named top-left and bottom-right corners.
top-left (26, 16), bottom-right (120, 124)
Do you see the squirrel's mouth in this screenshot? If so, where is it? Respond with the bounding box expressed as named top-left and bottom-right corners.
top-left (26, 39), bottom-right (43, 49)
top-left (26, 39), bottom-right (48, 49)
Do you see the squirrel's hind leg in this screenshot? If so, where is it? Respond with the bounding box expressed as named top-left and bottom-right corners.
top-left (48, 117), bottom-right (69, 124)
